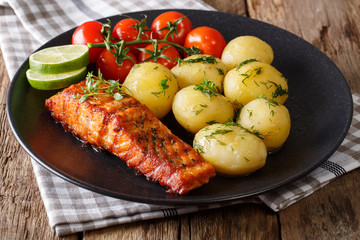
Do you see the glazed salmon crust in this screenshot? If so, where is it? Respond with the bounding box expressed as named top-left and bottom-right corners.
top-left (45, 80), bottom-right (216, 195)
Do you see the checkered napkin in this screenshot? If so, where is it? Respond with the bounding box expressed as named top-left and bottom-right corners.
top-left (1, 0), bottom-right (360, 236)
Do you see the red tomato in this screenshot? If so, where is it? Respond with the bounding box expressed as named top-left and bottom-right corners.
top-left (138, 43), bottom-right (180, 69)
top-left (184, 26), bottom-right (226, 58)
top-left (111, 18), bottom-right (150, 56)
top-left (151, 11), bottom-right (193, 46)
top-left (96, 49), bottom-right (136, 83)
top-left (72, 21), bottom-right (105, 63)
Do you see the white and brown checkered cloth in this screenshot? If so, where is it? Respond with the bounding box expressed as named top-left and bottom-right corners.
top-left (1, 0), bottom-right (360, 236)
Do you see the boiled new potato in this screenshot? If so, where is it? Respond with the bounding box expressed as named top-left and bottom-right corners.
top-left (123, 62), bottom-right (178, 119)
top-left (193, 123), bottom-right (267, 176)
top-left (172, 84), bottom-right (234, 134)
top-left (237, 98), bottom-right (291, 152)
top-left (171, 54), bottom-right (227, 92)
top-left (221, 36), bottom-right (274, 70)
top-left (224, 61), bottom-right (288, 107)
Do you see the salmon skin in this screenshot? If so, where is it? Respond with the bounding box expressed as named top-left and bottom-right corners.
top-left (45, 80), bottom-right (215, 195)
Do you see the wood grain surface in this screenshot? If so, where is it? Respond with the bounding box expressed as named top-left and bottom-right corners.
top-left (1, 0), bottom-right (359, 239)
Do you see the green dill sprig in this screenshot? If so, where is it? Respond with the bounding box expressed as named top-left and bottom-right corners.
top-left (193, 104), bottom-right (208, 115)
top-left (204, 128), bottom-right (233, 145)
top-left (151, 77), bottom-right (170, 97)
top-left (206, 120), bottom-right (218, 125)
top-left (240, 67), bottom-right (263, 86)
top-left (177, 55), bottom-right (218, 66)
top-left (193, 80), bottom-right (220, 98)
top-left (223, 120), bottom-right (264, 139)
top-left (257, 94), bottom-right (279, 108)
top-left (193, 142), bottom-right (205, 154)
top-left (261, 81), bottom-right (288, 99)
top-left (72, 70), bottom-right (124, 103)
top-left (236, 58), bottom-right (258, 70)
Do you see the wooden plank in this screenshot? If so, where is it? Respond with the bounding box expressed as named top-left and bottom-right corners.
top-left (247, 0), bottom-right (360, 239)
top-left (203, 0), bottom-right (247, 16)
top-left (279, 170), bottom-right (360, 239)
top-left (188, 205), bottom-right (279, 240)
top-left (83, 217), bottom-right (181, 240)
top-left (0, 50), bottom-right (77, 240)
top-left (247, 0), bottom-right (360, 90)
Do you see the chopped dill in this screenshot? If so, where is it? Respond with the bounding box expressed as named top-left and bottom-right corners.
top-left (223, 120), bottom-right (264, 139)
top-left (194, 104), bottom-right (208, 115)
top-left (236, 59), bottom-right (258, 70)
top-left (261, 81), bottom-right (288, 98)
top-left (240, 67), bottom-right (262, 86)
top-left (178, 55), bottom-right (218, 66)
top-left (72, 70), bottom-right (125, 103)
top-left (217, 67), bottom-right (225, 75)
top-left (151, 77), bottom-right (170, 97)
top-left (206, 120), bottom-right (218, 125)
top-left (193, 80), bottom-right (220, 98)
top-left (194, 143), bottom-right (205, 154)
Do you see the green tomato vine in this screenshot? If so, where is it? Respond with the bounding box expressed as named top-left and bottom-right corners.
top-left (87, 15), bottom-right (201, 66)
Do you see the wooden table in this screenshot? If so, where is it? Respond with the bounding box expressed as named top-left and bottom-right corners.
top-left (1, 0), bottom-right (360, 239)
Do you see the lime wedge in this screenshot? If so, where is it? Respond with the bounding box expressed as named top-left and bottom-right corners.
top-left (26, 66), bottom-right (87, 90)
top-left (29, 45), bottom-right (89, 74)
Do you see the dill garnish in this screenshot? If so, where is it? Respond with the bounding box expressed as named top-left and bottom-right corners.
top-left (217, 68), bottom-right (225, 75)
top-left (177, 55), bottom-right (218, 66)
top-left (194, 104), bottom-right (208, 115)
top-left (258, 94), bottom-right (279, 108)
top-left (194, 143), bottom-right (205, 154)
top-left (261, 81), bottom-right (288, 98)
top-left (72, 70), bottom-right (124, 103)
top-left (223, 120), bottom-right (264, 139)
top-left (206, 120), bottom-right (218, 125)
top-left (193, 80), bottom-right (220, 98)
top-left (236, 58), bottom-right (258, 70)
top-left (151, 77), bottom-right (170, 97)
top-left (240, 67), bottom-right (262, 86)
top-left (204, 127), bottom-right (233, 146)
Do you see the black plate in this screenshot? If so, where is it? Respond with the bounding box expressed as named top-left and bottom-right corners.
top-left (6, 9), bottom-right (353, 205)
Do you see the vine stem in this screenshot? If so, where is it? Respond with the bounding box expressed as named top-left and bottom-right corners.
top-left (88, 38), bottom-right (191, 55)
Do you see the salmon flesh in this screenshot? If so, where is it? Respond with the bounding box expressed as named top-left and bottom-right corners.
top-left (45, 80), bottom-right (216, 195)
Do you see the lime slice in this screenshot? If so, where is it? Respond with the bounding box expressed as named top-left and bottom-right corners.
top-left (29, 45), bottom-right (89, 74)
top-left (26, 66), bottom-right (87, 90)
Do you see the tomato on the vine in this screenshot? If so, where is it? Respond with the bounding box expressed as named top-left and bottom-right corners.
top-left (138, 43), bottom-right (180, 69)
top-left (72, 21), bottom-right (105, 63)
top-left (151, 11), bottom-right (193, 46)
top-left (111, 18), bottom-right (150, 56)
top-left (184, 26), bottom-right (226, 58)
top-left (96, 49), bottom-right (136, 83)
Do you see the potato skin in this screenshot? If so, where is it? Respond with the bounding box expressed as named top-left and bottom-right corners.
top-left (172, 85), bottom-right (234, 134)
top-left (237, 98), bottom-right (291, 152)
top-left (171, 54), bottom-right (227, 92)
top-left (193, 123), bottom-right (267, 176)
top-left (221, 36), bottom-right (274, 71)
top-left (122, 62), bottom-right (178, 119)
top-left (223, 61), bottom-right (288, 107)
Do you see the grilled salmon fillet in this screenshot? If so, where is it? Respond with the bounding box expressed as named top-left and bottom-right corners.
top-left (45, 80), bottom-right (215, 195)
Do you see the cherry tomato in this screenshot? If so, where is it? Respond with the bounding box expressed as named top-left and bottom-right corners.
top-left (96, 49), bottom-right (136, 83)
top-left (72, 21), bottom-right (105, 63)
top-left (184, 26), bottom-right (226, 58)
top-left (111, 18), bottom-right (150, 56)
top-left (138, 43), bottom-right (180, 69)
top-left (151, 11), bottom-right (193, 46)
